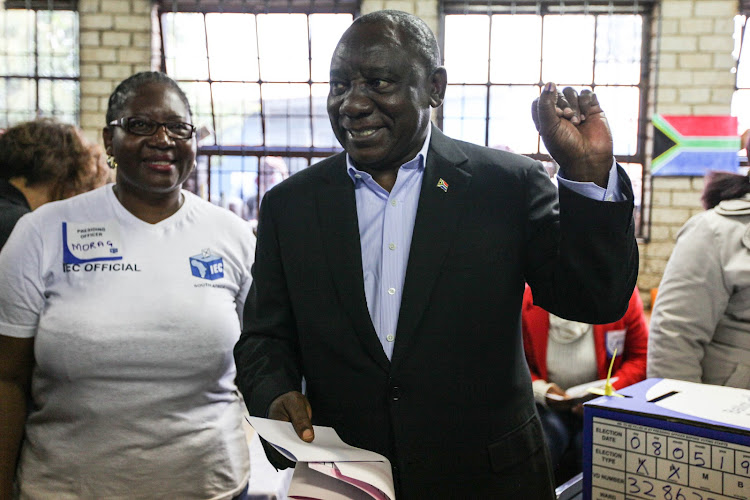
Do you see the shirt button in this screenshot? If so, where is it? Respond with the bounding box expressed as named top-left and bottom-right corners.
top-left (390, 200), bottom-right (397, 206)
top-left (388, 287), bottom-right (396, 295)
top-left (386, 334), bottom-right (395, 342)
top-left (388, 243), bottom-right (396, 250)
top-left (355, 173), bottom-right (362, 179)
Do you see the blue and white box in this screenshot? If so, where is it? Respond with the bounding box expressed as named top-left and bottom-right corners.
top-left (583, 378), bottom-right (750, 500)
top-left (189, 251), bottom-right (224, 281)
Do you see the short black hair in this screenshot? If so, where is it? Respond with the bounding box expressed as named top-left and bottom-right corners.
top-left (105, 71), bottom-right (192, 124)
top-left (352, 10), bottom-right (441, 74)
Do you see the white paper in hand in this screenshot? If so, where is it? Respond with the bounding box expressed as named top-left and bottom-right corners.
top-left (247, 416), bottom-right (395, 500)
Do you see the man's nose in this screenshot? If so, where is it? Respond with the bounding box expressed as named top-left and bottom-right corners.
top-left (339, 85), bottom-right (373, 117)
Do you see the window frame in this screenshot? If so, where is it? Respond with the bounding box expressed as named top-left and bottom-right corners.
top-left (438, 0), bottom-right (654, 238)
top-left (156, 2), bottom-right (359, 213)
top-left (1, 2), bottom-right (80, 128)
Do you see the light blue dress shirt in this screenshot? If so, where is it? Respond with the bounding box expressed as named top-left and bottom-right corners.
top-left (346, 127), bottom-right (624, 359)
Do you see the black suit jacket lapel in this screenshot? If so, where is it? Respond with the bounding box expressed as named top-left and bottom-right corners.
top-left (391, 127), bottom-right (472, 370)
top-left (316, 155), bottom-right (391, 371)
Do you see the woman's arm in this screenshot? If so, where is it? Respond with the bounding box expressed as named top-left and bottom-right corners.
top-left (0, 334), bottom-right (34, 498)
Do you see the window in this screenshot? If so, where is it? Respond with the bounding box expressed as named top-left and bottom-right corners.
top-left (732, 14), bottom-right (750, 165)
top-left (157, 1), bottom-right (357, 222)
top-left (0, 1), bottom-right (79, 129)
top-left (440, 0), bottom-right (654, 236)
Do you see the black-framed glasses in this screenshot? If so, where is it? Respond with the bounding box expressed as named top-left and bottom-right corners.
top-left (109, 117), bottom-right (196, 140)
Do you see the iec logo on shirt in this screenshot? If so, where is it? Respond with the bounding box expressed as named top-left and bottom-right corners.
top-left (189, 248), bottom-right (224, 280)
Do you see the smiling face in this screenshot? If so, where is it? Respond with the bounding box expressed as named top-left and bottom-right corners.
top-left (327, 21), bottom-right (444, 174)
top-left (103, 82), bottom-right (196, 201)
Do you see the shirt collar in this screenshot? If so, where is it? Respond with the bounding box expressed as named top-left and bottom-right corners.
top-left (346, 125), bottom-right (431, 184)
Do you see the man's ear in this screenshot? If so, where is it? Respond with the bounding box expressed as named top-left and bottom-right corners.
top-left (102, 126), bottom-right (113, 155)
top-left (428, 67), bottom-right (448, 108)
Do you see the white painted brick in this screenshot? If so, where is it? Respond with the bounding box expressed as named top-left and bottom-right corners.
top-left (117, 47), bottom-right (150, 64)
top-left (81, 80), bottom-right (117, 97)
top-left (660, 1), bottom-right (696, 18)
top-left (360, 1), bottom-right (386, 14)
top-left (80, 14), bottom-right (114, 30)
top-left (80, 31), bottom-right (101, 47)
top-left (671, 190), bottom-right (702, 207)
top-left (131, 0), bottom-right (153, 15)
top-left (114, 15), bottom-right (150, 32)
top-left (80, 112), bottom-right (105, 129)
top-left (713, 52), bottom-right (736, 70)
top-left (78, 0), bottom-right (101, 13)
top-left (657, 87), bottom-right (678, 103)
top-left (699, 35), bottom-right (734, 52)
top-left (658, 70), bottom-right (694, 86)
top-left (678, 53), bottom-right (712, 69)
top-left (132, 32), bottom-right (151, 49)
top-left (656, 104), bottom-right (693, 114)
top-left (81, 96), bottom-right (100, 112)
top-left (643, 240), bottom-right (679, 257)
top-left (653, 177), bottom-right (694, 190)
top-left (99, 0), bottom-right (131, 14)
top-left (81, 47), bottom-right (118, 63)
top-left (416, 0), bottom-right (437, 18)
top-left (659, 53), bottom-right (677, 70)
top-left (383, 0), bottom-right (416, 13)
top-left (660, 35), bottom-right (698, 52)
top-left (100, 97), bottom-right (111, 112)
top-left (647, 225), bottom-right (671, 241)
top-left (694, 0), bottom-right (737, 17)
top-left (102, 32), bottom-right (132, 47)
top-left (80, 64), bottom-right (101, 79)
top-left (693, 104), bottom-right (733, 114)
top-left (711, 87), bottom-right (736, 104)
top-left (651, 190), bottom-right (672, 207)
top-left (693, 70), bottom-right (735, 86)
top-left (102, 64), bottom-right (137, 79)
top-left (132, 63), bottom-right (151, 74)
top-left (714, 18), bottom-right (736, 33)
top-left (660, 19), bottom-right (680, 35)
top-left (680, 18), bottom-right (714, 34)
top-left (680, 88), bottom-right (712, 104)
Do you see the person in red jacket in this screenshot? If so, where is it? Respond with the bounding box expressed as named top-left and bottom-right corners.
top-left (522, 285), bottom-right (648, 483)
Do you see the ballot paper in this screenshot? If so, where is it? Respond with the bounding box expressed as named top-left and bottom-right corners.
top-left (247, 416), bottom-right (395, 500)
top-left (545, 378), bottom-right (620, 409)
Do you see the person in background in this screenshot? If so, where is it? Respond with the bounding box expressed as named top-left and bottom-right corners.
top-left (234, 10), bottom-right (638, 499)
top-left (246, 156), bottom-right (289, 222)
top-left (522, 285), bottom-right (648, 483)
top-left (0, 71), bottom-right (255, 499)
top-left (0, 118), bottom-right (111, 250)
top-left (648, 169), bottom-right (750, 389)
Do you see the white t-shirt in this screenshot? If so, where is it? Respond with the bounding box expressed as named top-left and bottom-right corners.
top-left (0, 185), bottom-right (256, 500)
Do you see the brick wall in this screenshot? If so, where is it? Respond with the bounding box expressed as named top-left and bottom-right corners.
top-left (638, 0), bottom-right (736, 307)
top-left (78, 0), bottom-right (152, 143)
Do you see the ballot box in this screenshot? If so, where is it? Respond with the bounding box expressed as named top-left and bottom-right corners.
top-left (582, 378), bottom-right (750, 500)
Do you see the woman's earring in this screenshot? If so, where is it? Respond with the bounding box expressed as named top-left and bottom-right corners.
top-left (107, 155), bottom-right (118, 170)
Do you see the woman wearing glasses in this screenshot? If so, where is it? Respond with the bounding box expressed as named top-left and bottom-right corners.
top-left (0, 72), bottom-right (255, 499)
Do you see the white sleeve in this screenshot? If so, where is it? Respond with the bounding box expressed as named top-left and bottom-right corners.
top-left (0, 214), bottom-right (46, 338)
top-left (647, 214), bottom-right (728, 382)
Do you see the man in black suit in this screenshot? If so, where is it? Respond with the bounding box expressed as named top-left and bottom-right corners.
top-left (235, 10), bottom-right (638, 499)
